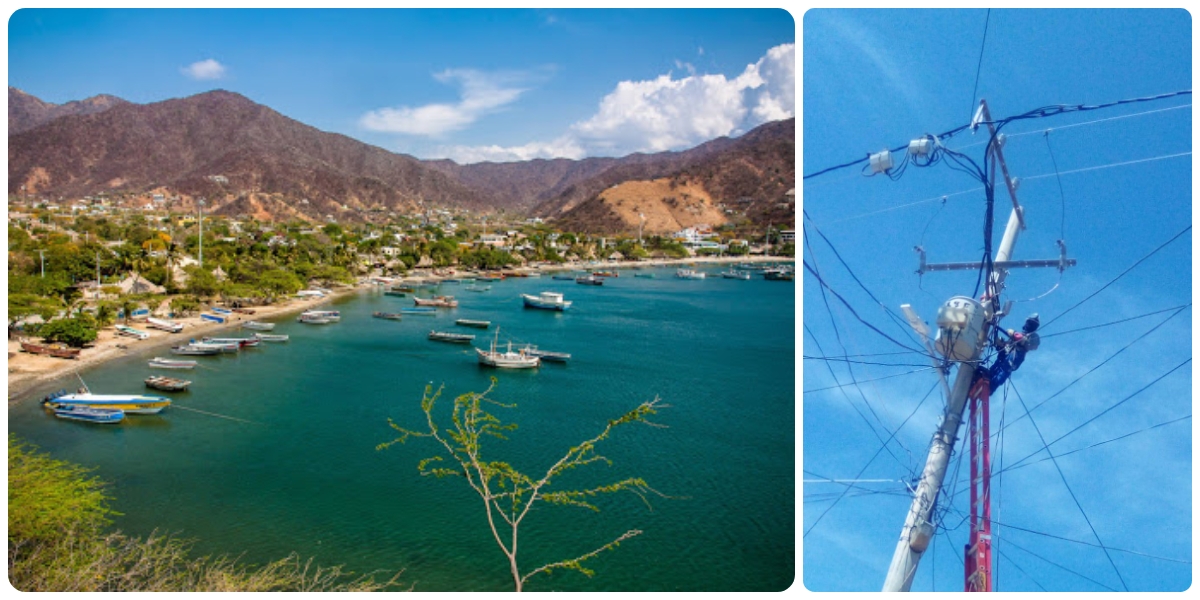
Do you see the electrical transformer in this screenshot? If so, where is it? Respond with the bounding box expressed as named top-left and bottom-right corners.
top-left (934, 296), bottom-right (986, 362)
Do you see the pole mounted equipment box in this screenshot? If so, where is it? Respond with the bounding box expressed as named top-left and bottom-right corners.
top-left (869, 149), bottom-right (893, 173)
top-left (908, 137), bottom-right (933, 156)
top-left (934, 296), bottom-right (986, 362)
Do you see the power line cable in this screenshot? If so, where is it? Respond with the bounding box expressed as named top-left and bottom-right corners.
top-left (985, 518), bottom-right (1192, 565)
top-left (1022, 151), bottom-right (1191, 182)
top-left (802, 260), bottom-right (929, 354)
top-left (803, 380), bottom-right (939, 538)
top-left (968, 9), bottom-right (991, 120)
top-left (1008, 379), bottom-right (1129, 591)
top-left (1041, 225), bottom-right (1190, 329)
top-left (803, 367), bottom-right (935, 394)
top-left (997, 536), bottom-right (1118, 591)
top-left (1003, 414), bottom-right (1189, 473)
top-left (949, 103), bottom-right (1191, 151)
top-left (1040, 303), bottom-right (1191, 338)
top-left (997, 548), bottom-right (1049, 592)
top-left (803, 355), bottom-right (934, 368)
top-left (1001, 358), bottom-right (1191, 472)
top-left (997, 304), bottom-right (1187, 435)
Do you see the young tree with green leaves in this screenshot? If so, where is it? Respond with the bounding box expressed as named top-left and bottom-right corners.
top-left (379, 380), bottom-right (665, 591)
top-left (38, 315), bottom-right (98, 348)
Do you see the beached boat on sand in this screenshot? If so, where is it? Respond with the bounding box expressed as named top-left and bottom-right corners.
top-left (116, 325), bottom-right (151, 339)
top-left (20, 341), bottom-right (81, 359)
top-left (147, 317), bottom-right (184, 333)
top-left (242, 321), bottom-right (276, 331)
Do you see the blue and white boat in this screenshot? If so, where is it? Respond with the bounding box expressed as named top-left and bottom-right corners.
top-left (210, 307), bottom-right (234, 315)
top-left (201, 313), bottom-right (227, 324)
top-left (44, 389), bottom-right (171, 415)
top-left (522, 291), bottom-right (572, 311)
top-left (401, 307), bottom-right (438, 316)
top-left (51, 404), bottom-right (125, 424)
top-left (115, 324), bottom-right (151, 339)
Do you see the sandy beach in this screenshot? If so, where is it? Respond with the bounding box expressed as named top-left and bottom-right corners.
top-left (6, 255), bottom-right (791, 404)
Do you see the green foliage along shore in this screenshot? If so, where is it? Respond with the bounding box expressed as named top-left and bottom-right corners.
top-left (7, 436), bottom-right (405, 592)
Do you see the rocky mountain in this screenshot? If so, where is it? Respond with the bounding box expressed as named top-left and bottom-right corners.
top-left (8, 87), bottom-right (129, 134)
top-left (8, 89), bottom-right (488, 220)
top-left (543, 118), bottom-right (795, 234)
top-left (9, 88), bottom-right (794, 230)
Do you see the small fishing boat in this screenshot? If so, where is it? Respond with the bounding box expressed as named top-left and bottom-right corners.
top-left (373, 312), bottom-right (404, 320)
top-left (521, 346), bottom-right (572, 362)
top-left (200, 313), bottom-right (227, 324)
top-left (170, 344), bottom-right (221, 356)
top-left (300, 310), bottom-right (341, 322)
top-left (149, 357), bottom-right (197, 370)
top-left (634, 273), bottom-right (656, 278)
top-left (476, 329), bottom-right (540, 369)
top-left (44, 389), bottom-right (171, 414)
top-left (763, 267), bottom-right (795, 281)
top-left (144, 375), bottom-right (192, 392)
top-left (298, 315), bottom-right (332, 324)
top-left (720, 270), bottom-right (752, 280)
top-left (188, 340), bottom-right (240, 353)
top-left (115, 325), bottom-right (151, 340)
top-left (401, 307), bottom-right (438, 316)
top-left (593, 271), bottom-right (618, 278)
top-left (203, 336), bottom-right (260, 348)
top-left (393, 286), bottom-right (416, 293)
top-left (252, 333), bottom-right (290, 342)
top-left (20, 341), bottom-right (81, 359)
top-left (51, 404), bottom-right (125, 424)
top-left (465, 284), bottom-right (491, 292)
top-left (210, 307), bottom-right (234, 315)
top-left (384, 290), bottom-right (407, 297)
top-left (242, 321), bottom-right (276, 331)
top-left (442, 278), bottom-right (463, 284)
top-left (576, 276), bottom-right (604, 286)
top-left (413, 296), bottom-right (459, 308)
top-left (429, 330), bottom-right (476, 343)
top-left (676, 269), bottom-right (706, 280)
top-left (522, 291), bottom-right (572, 311)
top-left (456, 319), bottom-right (491, 329)
top-left (147, 317), bottom-right (184, 333)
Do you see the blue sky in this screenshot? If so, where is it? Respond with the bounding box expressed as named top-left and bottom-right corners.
top-left (6, 8), bottom-right (794, 163)
top-left (803, 9), bottom-right (1190, 592)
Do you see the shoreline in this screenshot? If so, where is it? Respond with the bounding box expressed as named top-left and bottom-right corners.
top-left (6, 285), bottom-right (368, 404)
top-left (7, 255), bottom-right (791, 405)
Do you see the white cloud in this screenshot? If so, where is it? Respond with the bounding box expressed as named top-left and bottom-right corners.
top-left (569, 42), bottom-right (794, 155)
top-left (409, 43), bottom-right (794, 163)
top-left (181, 59), bottom-right (227, 81)
top-left (360, 69), bottom-right (532, 137)
top-left (435, 136), bottom-right (586, 164)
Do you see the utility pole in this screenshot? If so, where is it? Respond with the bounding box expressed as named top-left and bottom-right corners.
top-left (198, 197), bottom-right (205, 268)
top-left (882, 99), bottom-right (1074, 591)
top-left (40, 249), bottom-right (45, 278)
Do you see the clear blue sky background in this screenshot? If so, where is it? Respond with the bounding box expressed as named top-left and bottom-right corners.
top-left (803, 9), bottom-right (1190, 592)
top-left (6, 8), bottom-right (794, 163)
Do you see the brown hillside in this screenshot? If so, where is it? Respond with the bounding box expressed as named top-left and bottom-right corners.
top-left (553, 178), bottom-right (727, 235)
top-left (8, 87), bottom-right (128, 134)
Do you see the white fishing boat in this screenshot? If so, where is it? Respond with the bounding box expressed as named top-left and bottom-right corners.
top-left (521, 291), bottom-right (572, 311)
top-left (203, 336), bottom-right (261, 348)
top-left (242, 321), bottom-right (276, 331)
top-left (149, 357), bottom-right (197, 369)
top-left (299, 310), bottom-right (340, 322)
top-left (188, 340), bottom-right (240, 353)
top-left (476, 330), bottom-right (540, 369)
top-left (170, 344), bottom-right (221, 356)
top-left (676, 269), bottom-right (706, 280)
top-left (298, 314), bottom-right (332, 324)
top-left (146, 317), bottom-right (184, 333)
top-left (720, 270), bottom-right (752, 280)
top-left (252, 333), bottom-right (290, 342)
top-left (429, 330), bottom-right (476, 343)
top-left (455, 319), bottom-right (491, 329)
top-left (115, 324), bottom-right (151, 339)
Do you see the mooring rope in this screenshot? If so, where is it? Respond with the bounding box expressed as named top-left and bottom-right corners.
top-left (171, 404), bottom-right (260, 425)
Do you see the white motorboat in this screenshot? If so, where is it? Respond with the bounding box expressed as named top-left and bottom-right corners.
top-left (149, 357), bottom-right (197, 369)
top-left (521, 291), bottom-right (572, 311)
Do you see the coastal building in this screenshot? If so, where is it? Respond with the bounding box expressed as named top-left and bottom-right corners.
top-left (779, 230), bottom-right (796, 243)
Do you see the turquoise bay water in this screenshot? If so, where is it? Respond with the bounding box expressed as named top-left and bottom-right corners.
top-left (9, 267), bottom-right (796, 591)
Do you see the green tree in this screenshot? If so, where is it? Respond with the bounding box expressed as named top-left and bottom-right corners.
top-left (256, 269), bottom-right (304, 299)
top-left (379, 381), bottom-right (665, 592)
top-left (39, 315), bottom-right (98, 348)
top-left (185, 267), bottom-right (220, 298)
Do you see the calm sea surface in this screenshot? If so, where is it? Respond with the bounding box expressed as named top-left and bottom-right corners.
top-left (8, 266), bottom-right (796, 591)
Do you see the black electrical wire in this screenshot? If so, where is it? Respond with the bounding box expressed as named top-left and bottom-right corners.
top-left (969, 9), bottom-right (991, 120)
top-left (985, 517), bottom-right (1191, 565)
top-left (803, 355), bottom-right (934, 368)
top-left (803, 380), bottom-right (939, 538)
top-left (1041, 225), bottom-right (1191, 329)
top-left (1008, 379), bottom-right (1129, 591)
top-left (803, 367), bottom-right (935, 394)
top-left (993, 535), bottom-right (1118, 591)
top-left (1040, 303), bottom-right (1191, 338)
top-left (802, 260), bottom-right (929, 354)
top-left (1003, 414), bottom-right (1190, 474)
top-left (1000, 357), bottom-right (1191, 473)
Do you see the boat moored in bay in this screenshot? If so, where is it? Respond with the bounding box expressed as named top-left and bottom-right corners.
top-left (522, 291), bottom-right (572, 311)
